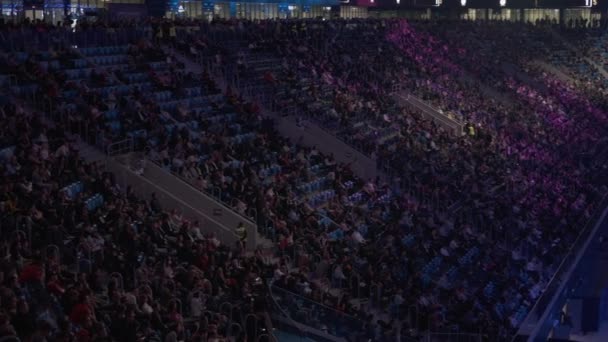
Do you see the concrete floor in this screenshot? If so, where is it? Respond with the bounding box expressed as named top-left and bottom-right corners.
top-left (569, 321), bottom-right (608, 342)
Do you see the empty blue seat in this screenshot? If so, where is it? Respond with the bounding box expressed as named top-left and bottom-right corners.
top-left (85, 193), bottom-right (104, 211)
top-left (105, 109), bottom-right (119, 120)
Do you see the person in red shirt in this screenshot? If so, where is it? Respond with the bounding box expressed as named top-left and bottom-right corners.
top-left (70, 292), bottom-right (94, 327)
top-left (263, 71), bottom-right (275, 84)
top-left (18, 260), bottom-right (44, 284)
top-left (46, 272), bottom-right (65, 296)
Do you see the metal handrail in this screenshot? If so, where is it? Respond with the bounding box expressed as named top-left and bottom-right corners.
top-left (369, 283), bottom-right (381, 308)
top-left (45, 245), bottom-right (60, 264)
top-left (106, 137), bottom-right (134, 156)
top-left (280, 102), bottom-right (376, 161)
top-left (15, 216), bottom-right (32, 249)
top-left (266, 281), bottom-right (308, 339)
top-left (408, 305), bottom-right (419, 331)
top-left (220, 301), bottom-right (233, 323)
top-left (245, 313), bottom-right (258, 341)
top-left (270, 284), bottom-right (365, 327)
top-left (230, 322), bottom-right (243, 337)
top-left (394, 91), bottom-right (464, 137)
top-left (110, 272), bottom-right (124, 290)
top-left (513, 191), bottom-right (608, 341)
top-left (146, 157), bottom-right (257, 225)
top-left (170, 298), bottom-right (183, 316)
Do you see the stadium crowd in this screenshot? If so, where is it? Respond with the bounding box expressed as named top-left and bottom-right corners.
top-left (202, 18), bottom-right (608, 338)
top-left (0, 16), bottom-right (608, 342)
top-left (0, 46), bottom-right (274, 342)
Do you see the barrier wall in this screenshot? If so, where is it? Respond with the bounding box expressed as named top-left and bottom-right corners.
top-left (393, 91), bottom-right (464, 137)
top-left (106, 155), bottom-right (257, 251)
top-left (533, 60), bottom-right (575, 84)
top-left (273, 115), bottom-right (379, 181)
top-left (516, 195), bottom-right (608, 341)
top-left (501, 61), bottom-right (548, 92)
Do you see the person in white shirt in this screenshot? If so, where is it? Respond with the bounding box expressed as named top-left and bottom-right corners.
top-left (190, 292), bottom-right (203, 318)
top-left (208, 233), bottom-right (221, 248)
top-left (363, 181), bottom-right (376, 196)
top-left (273, 265), bottom-right (285, 281)
top-left (526, 257), bottom-right (541, 273)
top-left (236, 200), bottom-right (247, 215)
top-left (55, 143), bottom-right (69, 158)
top-left (512, 246), bottom-right (523, 261)
top-left (333, 264), bottom-right (347, 286)
top-left (352, 230), bottom-right (365, 245)
top-left (190, 221), bottom-right (204, 241)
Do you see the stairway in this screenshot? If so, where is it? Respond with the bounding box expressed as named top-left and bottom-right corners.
top-left (458, 72), bottom-right (514, 106)
top-left (163, 45), bottom-right (233, 95)
top-left (532, 59), bottom-right (577, 84)
top-left (161, 44), bottom-right (277, 256)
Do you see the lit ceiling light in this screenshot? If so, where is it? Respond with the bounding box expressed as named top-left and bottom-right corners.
top-left (396, 0), bottom-right (400, 4)
top-left (499, 0), bottom-right (506, 7)
top-left (461, 0), bottom-right (466, 6)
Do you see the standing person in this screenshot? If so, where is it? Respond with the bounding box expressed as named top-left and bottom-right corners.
top-left (169, 24), bottom-right (177, 47)
top-left (154, 25), bottom-right (163, 44)
top-left (236, 222), bottom-right (247, 251)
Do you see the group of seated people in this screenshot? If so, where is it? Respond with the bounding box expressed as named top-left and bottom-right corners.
top-left (178, 18), bottom-right (608, 339)
top-left (1, 16), bottom-right (608, 342)
top-left (0, 34), bottom-right (281, 342)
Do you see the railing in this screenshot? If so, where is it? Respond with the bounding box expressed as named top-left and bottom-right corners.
top-left (146, 157), bottom-right (258, 226)
top-left (512, 192), bottom-right (608, 341)
top-left (268, 86), bottom-right (378, 160)
top-left (106, 156), bottom-right (253, 250)
top-left (106, 137), bottom-right (134, 156)
top-left (270, 285), bottom-right (365, 340)
top-left (50, 104), bottom-right (99, 147)
top-left (15, 215), bottom-right (32, 251)
top-left (393, 91), bottom-right (464, 137)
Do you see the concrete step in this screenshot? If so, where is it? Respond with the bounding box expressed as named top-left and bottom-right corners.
top-left (75, 141), bottom-right (106, 163)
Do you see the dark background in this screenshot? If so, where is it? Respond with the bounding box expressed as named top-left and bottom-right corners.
top-left (374, 0), bottom-right (605, 9)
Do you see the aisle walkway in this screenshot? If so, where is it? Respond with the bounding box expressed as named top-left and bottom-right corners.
top-left (570, 321), bottom-right (608, 342)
